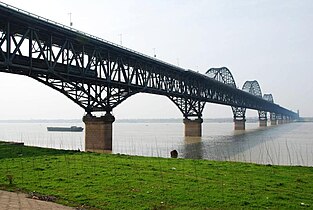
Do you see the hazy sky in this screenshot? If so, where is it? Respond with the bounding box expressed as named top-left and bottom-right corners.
top-left (0, 0), bottom-right (312, 119)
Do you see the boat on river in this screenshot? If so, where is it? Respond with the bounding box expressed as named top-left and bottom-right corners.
top-left (47, 126), bottom-right (84, 132)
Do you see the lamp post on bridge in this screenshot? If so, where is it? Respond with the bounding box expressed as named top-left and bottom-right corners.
top-left (68, 12), bottom-right (73, 27)
top-left (119, 34), bottom-right (123, 45)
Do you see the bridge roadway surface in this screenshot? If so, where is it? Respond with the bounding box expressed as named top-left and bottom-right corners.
top-left (0, 190), bottom-right (74, 210)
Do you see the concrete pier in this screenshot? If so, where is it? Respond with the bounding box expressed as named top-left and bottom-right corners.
top-left (259, 119), bottom-right (267, 127)
top-left (285, 117), bottom-right (290, 123)
top-left (183, 118), bottom-right (203, 137)
top-left (83, 113), bottom-right (115, 152)
top-left (271, 120), bottom-right (277, 125)
top-left (234, 119), bottom-right (245, 130)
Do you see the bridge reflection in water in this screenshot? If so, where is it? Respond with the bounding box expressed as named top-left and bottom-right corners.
top-left (181, 123), bottom-right (302, 165)
top-left (0, 2), bottom-right (298, 152)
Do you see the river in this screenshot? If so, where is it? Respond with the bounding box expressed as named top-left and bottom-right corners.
top-left (0, 121), bottom-right (312, 166)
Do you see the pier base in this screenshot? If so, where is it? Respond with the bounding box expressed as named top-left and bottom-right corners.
top-left (234, 119), bottom-right (245, 130)
top-left (83, 113), bottom-right (115, 152)
top-left (271, 120), bottom-right (277, 126)
top-left (278, 119), bottom-right (284, 124)
top-left (183, 118), bottom-right (203, 137)
top-left (259, 119), bottom-right (267, 127)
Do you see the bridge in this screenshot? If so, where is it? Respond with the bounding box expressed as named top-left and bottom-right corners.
top-left (0, 2), bottom-right (298, 151)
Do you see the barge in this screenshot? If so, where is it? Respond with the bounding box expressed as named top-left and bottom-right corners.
top-left (47, 126), bottom-right (84, 132)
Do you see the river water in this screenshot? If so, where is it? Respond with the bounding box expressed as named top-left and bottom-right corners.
top-left (0, 121), bottom-right (312, 166)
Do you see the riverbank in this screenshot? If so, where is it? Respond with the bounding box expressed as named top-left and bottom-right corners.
top-left (0, 141), bottom-right (312, 209)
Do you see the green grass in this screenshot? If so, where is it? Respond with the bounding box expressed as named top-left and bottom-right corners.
top-left (0, 141), bottom-right (312, 209)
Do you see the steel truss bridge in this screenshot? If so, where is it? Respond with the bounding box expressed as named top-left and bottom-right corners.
top-left (0, 2), bottom-right (297, 122)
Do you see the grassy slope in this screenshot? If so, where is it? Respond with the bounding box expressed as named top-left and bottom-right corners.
top-left (0, 142), bottom-right (312, 209)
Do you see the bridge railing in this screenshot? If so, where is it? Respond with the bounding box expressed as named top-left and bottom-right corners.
top-left (0, 1), bottom-right (185, 72)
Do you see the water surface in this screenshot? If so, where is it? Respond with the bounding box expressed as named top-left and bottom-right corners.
top-left (0, 121), bottom-right (312, 166)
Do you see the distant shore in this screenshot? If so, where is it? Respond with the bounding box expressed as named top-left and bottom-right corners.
top-left (296, 117), bottom-right (313, 122)
top-left (0, 117), bottom-right (276, 124)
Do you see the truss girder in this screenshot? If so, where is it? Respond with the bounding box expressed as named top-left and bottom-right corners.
top-left (231, 107), bottom-right (246, 120)
top-left (32, 75), bottom-right (138, 113)
top-left (168, 96), bottom-right (205, 118)
top-left (0, 5), bottom-right (298, 119)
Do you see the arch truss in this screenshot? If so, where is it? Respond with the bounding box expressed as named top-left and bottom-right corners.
top-left (206, 67), bottom-right (244, 121)
top-left (206, 68), bottom-right (273, 121)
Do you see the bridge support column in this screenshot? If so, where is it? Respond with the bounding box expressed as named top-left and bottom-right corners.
top-left (83, 113), bottom-right (115, 152)
top-left (278, 118), bottom-right (284, 124)
top-left (259, 119), bottom-right (267, 127)
top-left (183, 118), bottom-right (203, 137)
top-left (234, 119), bottom-right (246, 130)
top-left (271, 120), bottom-right (277, 125)
top-left (270, 113), bottom-right (277, 125)
top-left (258, 110), bottom-right (267, 127)
top-left (283, 116), bottom-right (288, 124)
top-left (276, 114), bottom-right (283, 124)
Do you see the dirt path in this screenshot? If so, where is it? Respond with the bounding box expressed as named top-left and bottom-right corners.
top-left (0, 190), bottom-right (75, 210)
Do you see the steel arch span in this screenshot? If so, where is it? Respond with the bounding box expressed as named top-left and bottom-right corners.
top-left (263, 94), bottom-right (274, 103)
top-left (206, 67), bottom-right (244, 120)
top-left (242, 80), bottom-right (262, 97)
top-left (205, 67), bottom-right (236, 88)
top-left (238, 80), bottom-right (263, 120)
top-left (205, 68), bottom-right (272, 121)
